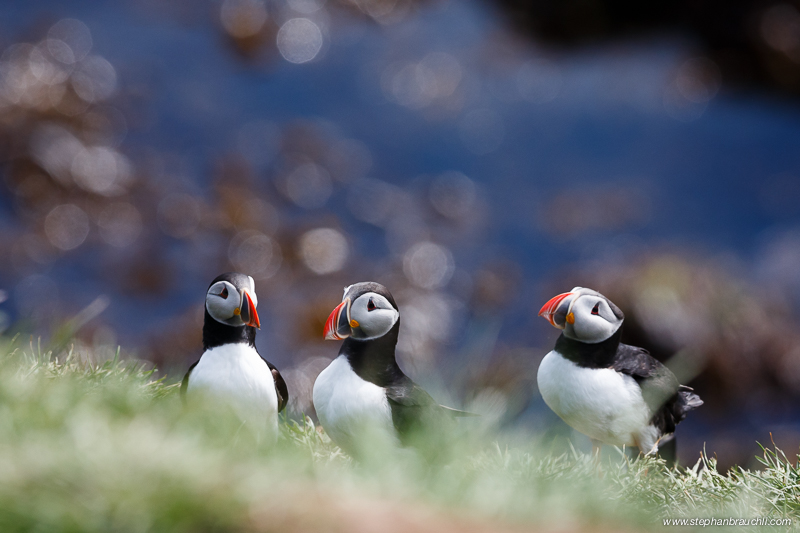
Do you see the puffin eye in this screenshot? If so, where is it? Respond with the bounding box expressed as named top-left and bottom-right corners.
top-left (367, 298), bottom-right (376, 312)
top-left (220, 286), bottom-right (229, 299)
top-left (591, 302), bottom-right (600, 315)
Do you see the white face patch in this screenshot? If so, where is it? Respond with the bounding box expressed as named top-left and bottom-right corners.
top-left (564, 293), bottom-right (623, 344)
top-left (349, 292), bottom-right (399, 340)
top-left (206, 280), bottom-right (245, 326)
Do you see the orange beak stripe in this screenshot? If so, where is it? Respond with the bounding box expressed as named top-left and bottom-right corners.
top-left (324, 300), bottom-right (349, 340)
top-left (243, 291), bottom-right (260, 329)
top-left (538, 291), bottom-right (574, 328)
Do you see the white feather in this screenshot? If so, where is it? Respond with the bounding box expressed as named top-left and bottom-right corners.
top-left (187, 343), bottom-right (279, 441)
top-left (313, 355), bottom-right (398, 454)
top-left (537, 350), bottom-right (659, 453)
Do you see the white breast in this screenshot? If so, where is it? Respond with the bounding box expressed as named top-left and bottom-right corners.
top-left (537, 350), bottom-right (658, 451)
top-left (312, 355), bottom-right (398, 455)
top-left (187, 343), bottom-right (279, 440)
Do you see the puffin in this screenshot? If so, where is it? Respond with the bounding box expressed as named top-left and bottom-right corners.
top-left (537, 286), bottom-right (702, 460)
top-left (181, 272), bottom-right (288, 440)
top-left (313, 282), bottom-right (471, 457)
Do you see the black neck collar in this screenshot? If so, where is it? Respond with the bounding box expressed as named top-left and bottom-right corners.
top-left (554, 327), bottom-right (623, 369)
top-left (202, 309), bottom-right (256, 351)
top-left (340, 319), bottom-right (404, 387)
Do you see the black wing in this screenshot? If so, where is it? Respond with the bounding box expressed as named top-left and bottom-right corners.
top-left (180, 360), bottom-right (199, 406)
top-left (612, 344), bottom-right (702, 435)
top-left (385, 376), bottom-right (472, 444)
top-left (264, 358), bottom-right (288, 413)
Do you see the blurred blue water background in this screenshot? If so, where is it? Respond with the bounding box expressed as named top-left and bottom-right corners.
top-left (1, 0), bottom-right (799, 466)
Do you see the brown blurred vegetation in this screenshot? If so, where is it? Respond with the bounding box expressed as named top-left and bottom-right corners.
top-left (492, 0), bottom-right (800, 97)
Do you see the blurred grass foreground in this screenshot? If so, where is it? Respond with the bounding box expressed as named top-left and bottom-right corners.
top-left (0, 336), bottom-right (797, 532)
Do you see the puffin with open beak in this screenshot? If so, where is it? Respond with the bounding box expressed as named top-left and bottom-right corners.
top-left (313, 282), bottom-right (472, 457)
top-left (537, 287), bottom-right (702, 461)
top-left (181, 272), bottom-right (288, 440)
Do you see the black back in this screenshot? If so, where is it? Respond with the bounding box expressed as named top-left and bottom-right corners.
top-left (555, 328), bottom-right (702, 438)
top-left (340, 318), bottom-right (439, 436)
top-left (338, 282), bottom-right (457, 441)
top-left (181, 272), bottom-right (288, 413)
top-left (266, 358), bottom-right (289, 413)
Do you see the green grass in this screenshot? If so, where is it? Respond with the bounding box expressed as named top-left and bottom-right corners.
top-left (0, 336), bottom-right (796, 532)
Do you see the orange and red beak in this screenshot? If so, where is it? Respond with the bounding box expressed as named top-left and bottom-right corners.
top-left (240, 290), bottom-right (260, 329)
top-left (538, 291), bottom-right (576, 329)
top-left (324, 298), bottom-right (352, 340)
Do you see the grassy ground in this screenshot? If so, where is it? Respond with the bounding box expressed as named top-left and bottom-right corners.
top-left (0, 337), bottom-right (796, 532)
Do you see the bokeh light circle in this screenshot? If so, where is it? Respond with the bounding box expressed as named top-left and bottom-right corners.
top-left (276, 18), bottom-right (323, 64)
top-left (299, 228), bottom-right (348, 274)
top-left (47, 19), bottom-right (92, 63)
top-left (44, 204), bottom-right (90, 251)
top-left (71, 146), bottom-right (132, 196)
top-left (403, 241), bottom-right (455, 290)
top-left (71, 55), bottom-right (117, 102)
top-left (283, 162), bottom-right (332, 208)
top-left (229, 231), bottom-right (282, 279)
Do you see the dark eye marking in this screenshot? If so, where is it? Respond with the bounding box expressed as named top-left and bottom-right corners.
top-left (591, 302), bottom-right (600, 315)
top-left (367, 298), bottom-right (376, 311)
top-left (220, 286), bottom-right (229, 299)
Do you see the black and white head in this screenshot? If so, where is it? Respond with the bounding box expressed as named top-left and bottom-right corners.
top-left (323, 282), bottom-right (399, 341)
top-left (205, 272), bottom-right (261, 329)
top-left (538, 286), bottom-right (624, 344)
